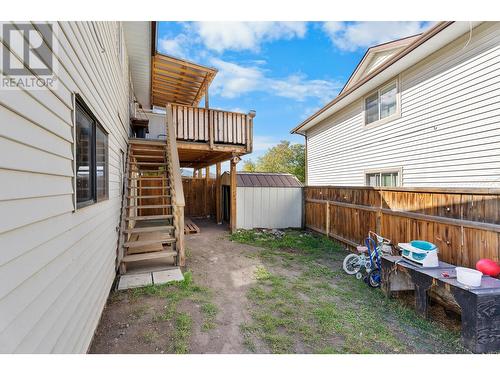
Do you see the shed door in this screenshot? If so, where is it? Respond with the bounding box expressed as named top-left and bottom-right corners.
top-left (222, 185), bottom-right (230, 223)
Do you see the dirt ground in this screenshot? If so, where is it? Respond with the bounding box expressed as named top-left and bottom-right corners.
top-left (90, 220), bottom-right (265, 354)
top-left (90, 219), bottom-right (466, 354)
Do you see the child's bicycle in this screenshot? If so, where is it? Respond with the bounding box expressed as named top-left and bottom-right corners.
top-left (342, 231), bottom-right (393, 287)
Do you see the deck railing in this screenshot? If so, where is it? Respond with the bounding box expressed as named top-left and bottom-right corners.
top-left (165, 105), bottom-right (186, 266)
top-left (168, 103), bottom-right (253, 151)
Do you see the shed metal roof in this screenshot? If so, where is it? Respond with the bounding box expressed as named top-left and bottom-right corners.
top-left (225, 172), bottom-right (302, 187)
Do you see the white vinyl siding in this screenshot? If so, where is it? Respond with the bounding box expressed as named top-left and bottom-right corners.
top-left (0, 21), bottom-right (129, 353)
top-left (307, 22), bottom-right (500, 188)
top-left (237, 187), bottom-right (302, 229)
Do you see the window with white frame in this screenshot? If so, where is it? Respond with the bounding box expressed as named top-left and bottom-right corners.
top-left (365, 169), bottom-right (401, 187)
top-left (364, 79), bottom-right (398, 125)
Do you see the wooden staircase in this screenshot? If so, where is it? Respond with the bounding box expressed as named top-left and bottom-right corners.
top-left (117, 137), bottom-right (185, 274)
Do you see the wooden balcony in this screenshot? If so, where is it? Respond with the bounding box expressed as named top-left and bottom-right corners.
top-left (166, 103), bottom-right (255, 168)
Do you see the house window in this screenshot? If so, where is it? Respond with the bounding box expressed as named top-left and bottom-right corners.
top-left (76, 97), bottom-right (108, 208)
top-left (364, 79), bottom-right (398, 125)
top-left (366, 170), bottom-right (401, 187)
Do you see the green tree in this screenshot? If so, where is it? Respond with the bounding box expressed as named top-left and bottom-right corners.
top-left (242, 159), bottom-right (256, 172)
top-left (243, 141), bottom-right (305, 182)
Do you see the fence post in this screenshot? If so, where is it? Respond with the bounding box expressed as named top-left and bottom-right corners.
top-left (376, 188), bottom-right (382, 235)
top-left (325, 201), bottom-right (330, 237)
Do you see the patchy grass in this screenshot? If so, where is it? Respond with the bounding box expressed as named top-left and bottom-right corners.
top-left (201, 302), bottom-right (219, 331)
top-left (125, 271), bottom-right (218, 353)
top-left (171, 313), bottom-right (192, 354)
top-left (141, 330), bottom-right (158, 344)
top-left (231, 229), bottom-right (466, 354)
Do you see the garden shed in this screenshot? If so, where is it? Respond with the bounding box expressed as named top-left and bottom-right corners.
top-left (221, 172), bottom-right (303, 229)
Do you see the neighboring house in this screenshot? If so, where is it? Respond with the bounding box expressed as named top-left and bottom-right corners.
top-left (292, 21), bottom-right (500, 188)
top-left (0, 21), bottom-right (254, 353)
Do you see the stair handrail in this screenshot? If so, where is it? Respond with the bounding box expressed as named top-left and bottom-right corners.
top-left (165, 103), bottom-right (185, 266)
top-left (117, 143), bottom-right (131, 273)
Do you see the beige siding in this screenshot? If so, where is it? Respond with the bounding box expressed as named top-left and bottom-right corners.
top-left (307, 22), bottom-right (500, 187)
top-left (0, 22), bottom-right (129, 353)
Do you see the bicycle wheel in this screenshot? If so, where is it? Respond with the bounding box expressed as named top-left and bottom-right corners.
top-left (368, 269), bottom-right (381, 288)
top-left (343, 254), bottom-right (362, 275)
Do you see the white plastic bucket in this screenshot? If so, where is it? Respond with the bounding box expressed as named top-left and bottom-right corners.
top-left (456, 267), bottom-right (482, 287)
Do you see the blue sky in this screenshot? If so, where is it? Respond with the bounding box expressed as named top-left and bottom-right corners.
top-left (157, 22), bottom-right (433, 169)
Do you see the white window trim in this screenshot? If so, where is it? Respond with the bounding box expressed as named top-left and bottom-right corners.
top-left (364, 167), bottom-right (403, 187)
top-left (363, 76), bottom-right (401, 128)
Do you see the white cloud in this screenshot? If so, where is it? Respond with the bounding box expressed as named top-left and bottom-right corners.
top-left (252, 135), bottom-right (281, 152)
top-left (158, 34), bottom-right (191, 59)
top-left (323, 21), bottom-right (433, 52)
top-left (210, 58), bottom-right (341, 101)
top-left (195, 22), bottom-right (307, 53)
top-left (210, 58), bottom-right (262, 98)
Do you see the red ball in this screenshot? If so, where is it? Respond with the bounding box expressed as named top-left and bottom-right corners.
top-left (476, 258), bottom-right (500, 277)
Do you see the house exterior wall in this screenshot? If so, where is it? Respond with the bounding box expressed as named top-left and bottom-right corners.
top-left (306, 22), bottom-right (500, 187)
top-left (0, 22), bottom-right (129, 353)
top-left (145, 111), bottom-right (166, 140)
top-left (237, 187), bottom-right (302, 229)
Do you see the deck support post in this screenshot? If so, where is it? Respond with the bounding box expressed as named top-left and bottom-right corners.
top-left (230, 156), bottom-right (239, 233)
top-left (204, 166), bottom-right (210, 217)
top-left (246, 110), bottom-right (256, 153)
top-left (206, 86), bottom-right (214, 151)
top-left (216, 162), bottom-right (222, 224)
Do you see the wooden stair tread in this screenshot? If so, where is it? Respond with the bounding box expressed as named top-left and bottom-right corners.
top-left (132, 170), bottom-right (169, 174)
top-left (124, 236), bottom-right (175, 248)
top-left (126, 214), bottom-right (174, 221)
top-left (126, 204), bottom-right (172, 209)
top-left (127, 197), bottom-right (172, 199)
top-left (124, 225), bottom-right (174, 234)
top-left (129, 161), bottom-right (167, 165)
top-left (130, 155), bottom-right (167, 159)
top-left (127, 186), bottom-right (171, 190)
top-left (127, 177), bottom-right (169, 180)
top-left (122, 250), bottom-right (177, 263)
top-left (130, 148), bottom-right (166, 153)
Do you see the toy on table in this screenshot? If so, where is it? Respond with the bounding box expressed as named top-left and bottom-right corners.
top-left (476, 258), bottom-right (500, 278)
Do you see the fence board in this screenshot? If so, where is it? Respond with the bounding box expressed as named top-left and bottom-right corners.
top-left (182, 177), bottom-right (216, 218)
top-left (305, 186), bottom-right (500, 268)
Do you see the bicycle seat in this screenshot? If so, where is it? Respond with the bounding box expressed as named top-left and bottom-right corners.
top-left (356, 246), bottom-right (368, 253)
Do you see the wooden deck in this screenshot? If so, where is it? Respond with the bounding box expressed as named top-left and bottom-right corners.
top-left (167, 103), bottom-right (254, 169)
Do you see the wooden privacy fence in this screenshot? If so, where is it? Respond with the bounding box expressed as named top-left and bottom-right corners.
top-left (171, 103), bottom-right (251, 146)
top-left (182, 177), bottom-right (216, 218)
top-left (139, 177), bottom-right (216, 218)
top-left (304, 186), bottom-right (500, 268)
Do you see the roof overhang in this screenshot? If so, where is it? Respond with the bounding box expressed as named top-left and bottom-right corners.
top-left (340, 34), bottom-right (421, 94)
top-left (123, 21), bottom-right (152, 109)
top-left (292, 21), bottom-right (482, 135)
top-left (151, 53), bottom-right (217, 107)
